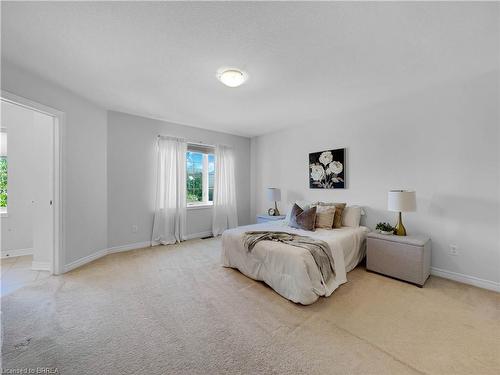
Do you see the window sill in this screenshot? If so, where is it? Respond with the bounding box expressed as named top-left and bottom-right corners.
top-left (187, 203), bottom-right (213, 211)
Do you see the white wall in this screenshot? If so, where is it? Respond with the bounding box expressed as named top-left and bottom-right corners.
top-left (251, 71), bottom-right (500, 285)
top-left (1, 61), bottom-right (108, 266)
top-left (107, 111), bottom-right (251, 248)
top-left (0, 101), bottom-right (35, 255)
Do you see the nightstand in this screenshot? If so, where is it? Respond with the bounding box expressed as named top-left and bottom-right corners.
top-left (256, 215), bottom-right (286, 224)
top-left (366, 232), bottom-right (431, 287)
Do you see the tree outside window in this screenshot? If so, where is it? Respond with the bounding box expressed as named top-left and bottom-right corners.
top-left (0, 131), bottom-right (7, 209)
top-left (186, 150), bottom-right (214, 206)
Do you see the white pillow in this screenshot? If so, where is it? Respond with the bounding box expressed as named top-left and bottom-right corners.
top-left (342, 206), bottom-right (362, 227)
top-left (284, 201), bottom-right (311, 224)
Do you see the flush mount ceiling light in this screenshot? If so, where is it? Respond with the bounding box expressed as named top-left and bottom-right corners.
top-left (216, 67), bottom-right (248, 87)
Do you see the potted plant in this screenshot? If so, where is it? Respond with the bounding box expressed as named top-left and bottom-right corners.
top-left (375, 222), bottom-right (395, 235)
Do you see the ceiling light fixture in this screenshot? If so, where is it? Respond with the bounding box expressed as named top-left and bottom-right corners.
top-left (216, 67), bottom-right (248, 87)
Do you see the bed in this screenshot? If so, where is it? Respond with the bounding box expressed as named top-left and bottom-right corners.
top-left (221, 220), bottom-right (370, 305)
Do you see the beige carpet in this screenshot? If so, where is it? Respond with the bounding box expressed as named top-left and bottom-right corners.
top-left (1, 238), bottom-right (499, 375)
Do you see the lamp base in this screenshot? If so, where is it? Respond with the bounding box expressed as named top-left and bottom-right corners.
top-left (394, 212), bottom-right (407, 236)
top-left (273, 201), bottom-right (280, 216)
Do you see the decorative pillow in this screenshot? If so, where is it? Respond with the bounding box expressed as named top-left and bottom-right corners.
top-left (316, 202), bottom-right (346, 228)
top-left (342, 206), bottom-right (362, 227)
top-left (284, 201), bottom-right (311, 224)
top-left (315, 205), bottom-right (336, 229)
top-left (289, 203), bottom-right (317, 231)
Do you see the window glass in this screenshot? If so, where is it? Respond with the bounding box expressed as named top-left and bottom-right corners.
top-left (186, 149), bottom-right (215, 206)
top-left (0, 132), bottom-right (7, 208)
top-left (208, 154), bottom-right (215, 202)
top-left (186, 151), bottom-right (203, 204)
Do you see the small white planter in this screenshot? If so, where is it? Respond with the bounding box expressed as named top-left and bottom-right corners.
top-left (378, 230), bottom-right (394, 235)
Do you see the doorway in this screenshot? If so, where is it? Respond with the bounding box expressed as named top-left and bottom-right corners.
top-left (0, 91), bottom-right (63, 276)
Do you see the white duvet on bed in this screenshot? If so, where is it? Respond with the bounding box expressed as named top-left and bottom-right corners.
top-left (221, 220), bottom-right (369, 305)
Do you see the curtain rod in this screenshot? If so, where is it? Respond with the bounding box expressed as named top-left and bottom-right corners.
top-left (157, 134), bottom-right (216, 149)
top-left (156, 135), bottom-right (234, 149)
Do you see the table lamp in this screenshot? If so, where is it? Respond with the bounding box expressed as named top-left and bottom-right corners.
top-left (388, 190), bottom-right (416, 236)
top-left (267, 188), bottom-right (281, 216)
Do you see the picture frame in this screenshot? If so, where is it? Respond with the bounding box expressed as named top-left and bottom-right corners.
top-left (309, 148), bottom-right (346, 189)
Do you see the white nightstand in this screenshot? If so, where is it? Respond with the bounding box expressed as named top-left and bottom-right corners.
top-left (367, 232), bottom-right (431, 287)
top-left (256, 215), bottom-right (286, 224)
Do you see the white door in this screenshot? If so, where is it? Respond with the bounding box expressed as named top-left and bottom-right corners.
top-left (0, 101), bottom-right (35, 255)
top-left (31, 111), bottom-right (54, 271)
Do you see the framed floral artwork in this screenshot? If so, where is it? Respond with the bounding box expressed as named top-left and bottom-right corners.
top-left (309, 148), bottom-right (345, 189)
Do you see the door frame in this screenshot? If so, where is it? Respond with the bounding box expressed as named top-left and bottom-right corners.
top-left (1, 90), bottom-right (64, 275)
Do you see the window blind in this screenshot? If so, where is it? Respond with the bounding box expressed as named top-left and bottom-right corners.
top-left (187, 143), bottom-right (215, 154)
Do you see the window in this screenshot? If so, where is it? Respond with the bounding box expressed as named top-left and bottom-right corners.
top-left (186, 145), bottom-right (215, 206)
top-left (0, 130), bottom-right (7, 211)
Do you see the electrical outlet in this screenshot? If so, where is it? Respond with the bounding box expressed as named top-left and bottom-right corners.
top-left (132, 225), bottom-right (138, 233)
top-left (449, 244), bottom-right (458, 256)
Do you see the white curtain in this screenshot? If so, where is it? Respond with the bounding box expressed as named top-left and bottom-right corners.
top-left (212, 145), bottom-right (238, 236)
top-left (152, 136), bottom-right (187, 245)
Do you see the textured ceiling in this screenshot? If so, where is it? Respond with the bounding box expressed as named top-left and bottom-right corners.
top-left (1, 2), bottom-right (498, 137)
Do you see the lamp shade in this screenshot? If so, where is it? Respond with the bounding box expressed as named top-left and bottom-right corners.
top-left (267, 188), bottom-right (281, 202)
top-left (388, 190), bottom-right (416, 212)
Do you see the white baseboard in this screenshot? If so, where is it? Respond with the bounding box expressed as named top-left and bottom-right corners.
top-left (58, 240), bottom-right (500, 293)
top-left (63, 241), bottom-right (151, 273)
top-left (1, 247), bottom-right (33, 258)
top-left (64, 248), bottom-right (108, 273)
top-left (31, 261), bottom-right (51, 272)
top-left (431, 267), bottom-right (500, 293)
top-left (63, 235), bottom-right (216, 273)
top-left (107, 241), bottom-right (152, 254)
top-left (184, 231), bottom-right (213, 240)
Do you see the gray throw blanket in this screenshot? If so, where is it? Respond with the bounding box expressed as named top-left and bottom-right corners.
top-left (243, 231), bottom-right (335, 283)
